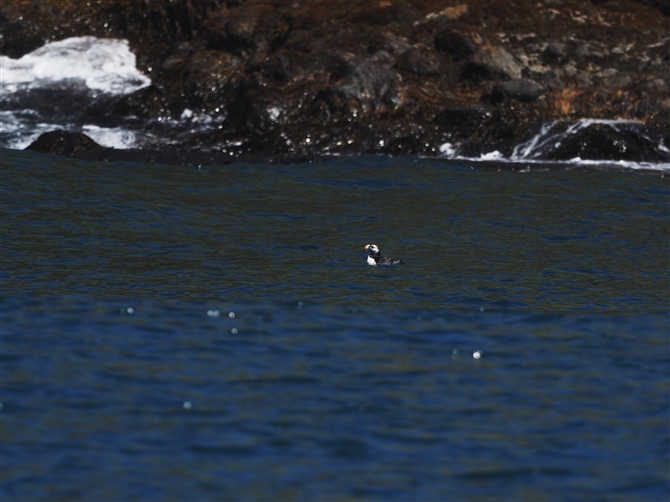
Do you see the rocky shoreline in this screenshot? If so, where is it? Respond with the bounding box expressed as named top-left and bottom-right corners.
top-left (2, 0), bottom-right (670, 162)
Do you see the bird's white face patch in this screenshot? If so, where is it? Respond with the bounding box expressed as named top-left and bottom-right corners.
top-left (365, 244), bottom-right (379, 254)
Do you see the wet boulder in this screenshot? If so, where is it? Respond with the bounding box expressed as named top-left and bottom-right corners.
top-left (435, 104), bottom-right (494, 140)
top-left (544, 122), bottom-right (670, 162)
top-left (434, 27), bottom-right (480, 61)
top-left (26, 130), bottom-right (101, 156)
top-left (465, 43), bottom-right (524, 81)
top-left (349, 1), bottom-right (402, 25)
top-left (542, 42), bottom-right (568, 64)
top-left (601, 73), bottom-right (632, 90)
top-left (489, 79), bottom-right (544, 104)
top-left (541, 68), bottom-right (592, 89)
top-left (368, 32), bottom-right (412, 57)
top-left (202, 7), bottom-right (267, 52)
top-left (434, 27), bottom-right (524, 80)
top-left (453, 102), bottom-right (547, 158)
top-left (226, 9), bottom-right (259, 48)
top-left (395, 45), bottom-right (441, 76)
top-left (412, 4), bottom-right (469, 32)
top-left (0, 6), bottom-right (51, 58)
top-left (242, 98), bottom-right (290, 133)
top-left (572, 43), bottom-right (590, 61)
top-left (640, 78), bottom-right (668, 96)
top-left (316, 52), bottom-right (404, 119)
top-left (253, 51), bottom-right (293, 84)
top-left (179, 51), bottom-right (243, 109)
top-left (184, 50), bottom-right (238, 75)
top-left (202, 14), bottom-right (229, 51)
top-left (159, 42), bottom-right (197, 71)
top-left (634, 100), bottom-right (660, 118)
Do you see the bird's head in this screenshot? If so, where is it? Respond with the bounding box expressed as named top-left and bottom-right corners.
top-left (364, 244), bottom-right (380, 255)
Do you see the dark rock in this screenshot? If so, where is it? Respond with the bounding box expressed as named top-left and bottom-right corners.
top-left (489, 79), bottom-right (544, 104)
top-left (185, 51), bottom-right (235, 75)
top-left (264, 10), bottom-right (292, 51)
top-left (453, 102), bottom-right (549, 158)
top-left (244, 99), bottom-right (289, 133)
top-left (202, 14), bottom-right (229, 51)
top-left (637, 0), bottom-right (670, 17)
top-left (635, 100), bottom-right (660, 117)
top-left (25, 130), bottom-right (101, 156)
top-left (543, 42), bottom-right (567, 64)
top-left (349, 2), bottom-right (401, 25)
top-left (541, 68), bottom-right (592, 89)
top-left (368, 32), bottom-right (411, 57)
top-left (573, 43), bottom-right (590, 60)
top-left (0, 6), bottom-right (50, 58)
top-left (322, 52), bottom-right (403, 114)
top-left (435, 104), bottom-right (494, 139)
top-left (595, 91), bottom-right (610, 103)
top-left (486, 108), bottom-right (522, 141)
top-left (107, 85), bottom-right (172, 120)
top-left (412, 4), bottom-right (469, 32)
top-left (601, 73), bottom-right (632, 90)
top-left (3, 0), bottom-right (670, 160)
top-left (640, 78), bottom-right (668, 95)
top-left (434, 27), bottom-right (479, 61)
top-left (160, 42), bottom-right (197, 71)
top-left (258, 52), bottom-right (292, 84)
top-left (435, 27), bottom-right (524, 80)
top-left (202, 6), bottom-right (267, 52)
top-left (395, 46), bottom-right (441, 76)
top-left (544, 122), bottom-right (669, 161)
top-left (226, 9), bottom-right (258, 47)
top-left (465, 45), bottom-right (524, 81)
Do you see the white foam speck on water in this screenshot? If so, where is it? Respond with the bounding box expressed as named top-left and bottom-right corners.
top-left (479, 150), bottom-right (504, 161)
top-left (0, 36), bottom-right (150, 94)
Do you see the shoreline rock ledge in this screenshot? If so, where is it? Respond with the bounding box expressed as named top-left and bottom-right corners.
top-left (2, 0), bottom-right (670, 162)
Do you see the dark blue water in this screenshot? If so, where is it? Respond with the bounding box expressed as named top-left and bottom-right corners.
top-left (2, 148), bottom-right (669, 501)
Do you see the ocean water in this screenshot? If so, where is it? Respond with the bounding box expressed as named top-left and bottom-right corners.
top-left (1, 148), bottom-right (669, 501)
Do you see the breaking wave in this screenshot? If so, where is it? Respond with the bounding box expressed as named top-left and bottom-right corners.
top-left (440, 119), bottom-right (670, 172)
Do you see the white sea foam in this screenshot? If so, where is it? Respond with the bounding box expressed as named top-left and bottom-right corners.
top-left (0, 36), bottom-right (150, 95)
top-left (0, 120), bottom-right (140, 150)
top-left (82, 125), bottom-right (137, 149)
top-left (439, 142), bottom-right (457, 156)
top-left (0, 110), bottom-right (56, 149)
top-left (0, 37), bottom-right (153, 149)
top-left (0, 107), bottom-right (153, 149)
top-left (479, 150), bottom-right (504, 161)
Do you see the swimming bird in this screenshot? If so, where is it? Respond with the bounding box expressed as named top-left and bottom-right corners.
top-left (364, 244), bottom-right (403, 266)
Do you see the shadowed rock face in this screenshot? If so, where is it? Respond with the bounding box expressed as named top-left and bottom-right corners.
top-left (489, 79), bottom-right (544, 105)
top-left (25, 130), bottom-right (101, 157)
top-left (2, 0), bottom-right (669, 162)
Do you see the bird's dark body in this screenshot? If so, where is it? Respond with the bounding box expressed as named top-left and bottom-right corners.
top-left (371, 253), bottom-right (404, 266)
